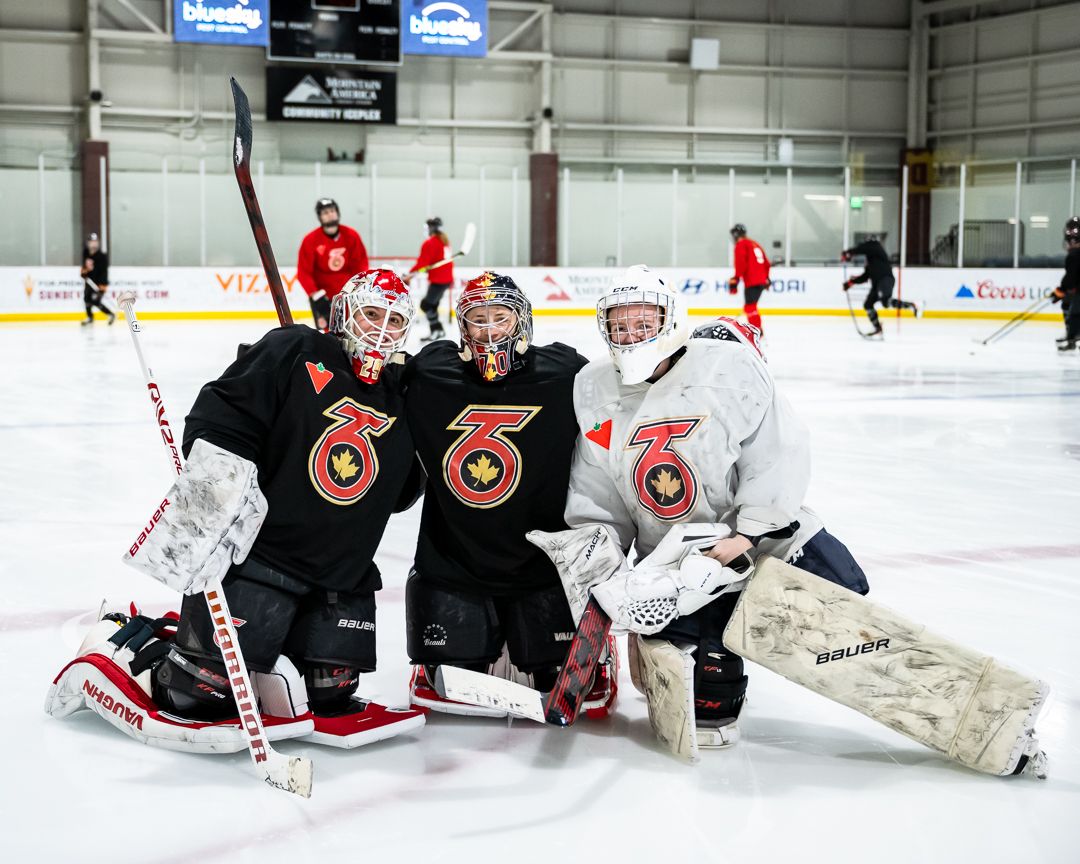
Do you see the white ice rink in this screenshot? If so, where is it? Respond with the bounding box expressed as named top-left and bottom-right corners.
top-left (1, 312), bottom-right (1077, 863)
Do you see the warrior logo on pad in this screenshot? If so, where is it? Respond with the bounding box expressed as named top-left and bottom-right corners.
top-left (442, 405), bottom-right (540, 509)
top-left (627, 417), bottom-right (702, 521)
top-left (309, 397), bottom-right (394, 505)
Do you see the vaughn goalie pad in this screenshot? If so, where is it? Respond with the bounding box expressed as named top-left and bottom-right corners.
top-left (723, 557), bottom-right (1049, 777)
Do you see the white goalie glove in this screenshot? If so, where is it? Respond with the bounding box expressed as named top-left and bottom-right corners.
top-left (123, 439), bottom-right (268, 595)
top-left (525, 524), bottom-right (628, 623)
top-left (528, 523), bottom-right (753, 635)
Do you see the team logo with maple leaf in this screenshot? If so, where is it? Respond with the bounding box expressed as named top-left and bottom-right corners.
top-left (442, 405), bottom-right (541, 509)
top-left (626, 417), bottom-right (703, 521)
top-left (309, 397), bottom-right (395, 505)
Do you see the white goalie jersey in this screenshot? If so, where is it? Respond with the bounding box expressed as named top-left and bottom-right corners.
top-left (565, 336), bottom-right (822, 560)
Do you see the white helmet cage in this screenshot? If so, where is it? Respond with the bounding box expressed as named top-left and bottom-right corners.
top-left (596, 265), bottom-right (689, 384)
top-left (329, 269), bottom-right (414, 362)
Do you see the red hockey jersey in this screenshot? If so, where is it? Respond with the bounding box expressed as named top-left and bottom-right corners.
top-left (296, 224), bottom-right (369, 300)
top-left (409, 235), bottom-right (454, 284)
top-left (733, 237), bottom-right (771, 288)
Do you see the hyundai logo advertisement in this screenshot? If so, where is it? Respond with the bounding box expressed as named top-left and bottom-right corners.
top-left (402, 1), bottom-right (488, 57)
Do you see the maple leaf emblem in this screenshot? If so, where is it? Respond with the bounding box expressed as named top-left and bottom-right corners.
top-left (466, 453), bottom-right (500, 486)
top-left (332, 449), bottom-right (360, 481)
top-left (651, 468), bottom-right (682, 501)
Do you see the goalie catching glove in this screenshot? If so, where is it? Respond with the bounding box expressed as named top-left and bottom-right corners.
top-left (526, 523), bottom-right (753, 635)
top-left (123, 439), bottom-right (268, 594)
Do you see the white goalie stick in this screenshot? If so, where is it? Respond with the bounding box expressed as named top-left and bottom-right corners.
top-left (116, 294), bottom-right (313, 798)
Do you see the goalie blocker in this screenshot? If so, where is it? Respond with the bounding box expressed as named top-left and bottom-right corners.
top-left (723, 557), bottom-right (1048, 778)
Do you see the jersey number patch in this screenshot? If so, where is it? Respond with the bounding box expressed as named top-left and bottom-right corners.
top-left (442, 406), bottom-right (540, 509)
top-left (309, 397), bottom-right (394, 505)
top-left (627, 417), bottom-right (703, 521)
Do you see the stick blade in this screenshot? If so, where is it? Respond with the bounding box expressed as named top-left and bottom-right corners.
top-left (434, 665), bottom-right (546, 723)
top-left (458, 222), bottom-right (477, 257)
top-left (264, 753), bottom-right (313, 798)
top-left (230, 77), bottom-right (252, 172)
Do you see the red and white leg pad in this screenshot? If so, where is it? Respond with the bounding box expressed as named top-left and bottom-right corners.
top-left (45, 620), bottom-right (313, 753)
top-left (300, 700), bottom-right (426, 749)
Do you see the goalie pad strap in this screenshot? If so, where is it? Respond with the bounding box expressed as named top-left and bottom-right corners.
top-left (723, 557), bottom-right (1048, 776)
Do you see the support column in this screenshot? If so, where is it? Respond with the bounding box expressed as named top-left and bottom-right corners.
top-left (80, 140), bottom-right (109, 253)
top-left (902, 148), bottom-right (932, 265)
top-left (530, 153), bottom-right (559, 266)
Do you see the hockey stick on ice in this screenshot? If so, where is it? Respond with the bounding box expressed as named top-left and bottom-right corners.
top-left (844, 285), bottom-right (880, 340)
top-left (434, 596), bottom-right (612, 726)
top-left (116, 292), bottom-right (313, 798)
top-left (230, 78), bottom-right (293, 327)
top-left (976, 296), bottom-right (1054, 346)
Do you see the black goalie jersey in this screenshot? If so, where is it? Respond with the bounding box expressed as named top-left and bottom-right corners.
top-left (404, 340), bottom-right (588, 596)
top-left (183, 325), bottom-right (422, 594)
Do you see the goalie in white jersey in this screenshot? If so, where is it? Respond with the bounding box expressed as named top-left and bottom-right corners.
top-left (549, 265), bottom-right (868, 750)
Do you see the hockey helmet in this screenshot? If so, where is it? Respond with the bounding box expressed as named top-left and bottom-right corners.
top-left (597, 265), bottom-right (688, 385)
top-left (426, 216), bottom-right (443, 234)
top-left (456, 271), bottom-right (533, 383)
top-left (730, 223), bottom-right (747, 240)
top-left (1066, 216), bottom-right (1080, 246)
top-left (329, 269), bottom-right (413, 383)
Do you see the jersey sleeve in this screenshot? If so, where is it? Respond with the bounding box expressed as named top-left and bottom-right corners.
top-left (563, 375), bottom-right (637, 552)
top-left (730, 357), bottom-right (811, 539)
top-left (733, 240), bottom-right (747, 281)
top-left (296, 234), bottom-right (317, 296)
top-left (182, 328), bottom-right (300, 464)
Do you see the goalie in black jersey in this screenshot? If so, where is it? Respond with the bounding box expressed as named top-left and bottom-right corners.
top-left (403, 271), bottom-right (618, 718)
top-left (46, 270), bottom-right (427, 753)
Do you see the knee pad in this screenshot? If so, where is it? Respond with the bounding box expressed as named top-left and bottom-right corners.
top-left (499, 584), bottom-right (576, 673)
top-left (406, 571), bottom-right (503, 667)
top-left (694, 643), bottom-right (747, 723)
top-left (300, 662), bottom-right (359, 715)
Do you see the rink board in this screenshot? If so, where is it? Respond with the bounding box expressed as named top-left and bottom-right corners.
top-left (0, 265), bottom-right (1064, 322)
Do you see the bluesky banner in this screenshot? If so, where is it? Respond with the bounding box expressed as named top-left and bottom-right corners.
top-left (173, 0), bottom-right (269, 45)
top-left (402, 0), bottom-right (487, 57)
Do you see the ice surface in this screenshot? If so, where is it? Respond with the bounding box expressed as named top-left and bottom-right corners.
top-left (1, 312), bottom-right (1077, 863)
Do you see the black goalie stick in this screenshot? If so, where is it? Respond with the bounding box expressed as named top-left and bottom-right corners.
top-left (435, 596), bottom-right (611, 726)
top-left (230, 77), bottom-right (293, 327)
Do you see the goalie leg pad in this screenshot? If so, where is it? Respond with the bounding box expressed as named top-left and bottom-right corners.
top-left (634, 637), bottom-right (699, 761)
top-left (723, 557), bottom-right (1049, 777)
top-left (45, 611), bottom-right (312, 753)
top-left (284, 586), bottom-right (378, 676)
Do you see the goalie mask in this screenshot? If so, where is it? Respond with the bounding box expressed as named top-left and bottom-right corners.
top-left (329, 269), bottom-right (413, 384)
top-left (457, 272), bottom-right (533, 383)
top-left (597, 265), bottom-right (689, 385)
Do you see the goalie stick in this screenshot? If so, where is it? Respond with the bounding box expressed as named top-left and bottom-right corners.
top-left (116, 291), bottom-right (312, 797)
top-left (230, 78), bottom-right (293, 327)
top-left (435, 596), bottom-right (612, 726)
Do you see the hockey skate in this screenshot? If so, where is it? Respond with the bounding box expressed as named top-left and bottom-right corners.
top-left (696, 717), bottom-right (740, 749)
top-left (303, 698), bottom-right (425, 749)
top-left (1057, 339), bottom-right (1077, 352)
top-left (421, 323), bottom-right (446, 342)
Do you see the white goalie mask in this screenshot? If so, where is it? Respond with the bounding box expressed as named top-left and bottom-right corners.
top-left (596, 265), bottom-right (689, 385)
top-left (329, 269), bottom-right (414, 384)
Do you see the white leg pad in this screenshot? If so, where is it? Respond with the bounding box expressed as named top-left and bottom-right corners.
top-left (634, 636), bottom-right (699, 762)
top-left (723, 556), bottom-right (1049, 777)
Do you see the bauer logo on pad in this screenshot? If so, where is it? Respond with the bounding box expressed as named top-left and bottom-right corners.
top-left (585, 419), bottom-right (612, 449)
top-left (306, 361), bottom-right (334, 395)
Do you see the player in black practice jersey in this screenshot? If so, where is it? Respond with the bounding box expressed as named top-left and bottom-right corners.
top-left (403, 272), bottom-right (618, 718)
top-left (1053, 217), bottom-right (1080, 351)
top-left (46, 270), bottom-right (427, 752)
top-left (842, 237), bottom-right (919, 336)
top-left (79, 232), bottom-right (115, 325)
